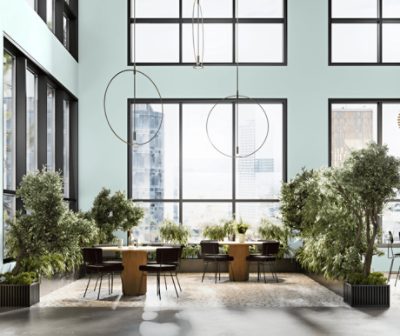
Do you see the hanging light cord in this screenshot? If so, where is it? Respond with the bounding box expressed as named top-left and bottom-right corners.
top-left (235, 0), bottom-right (240, 154)
top-left (132, 0), bottom-right (137, 142)
top-left (192, 0), bottom-right (204, 68)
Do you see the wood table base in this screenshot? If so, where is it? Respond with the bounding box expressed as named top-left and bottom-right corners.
top-left (121, 250), bottom-right (147, 296)
top-left (228, 244), bottom-right (250, 281)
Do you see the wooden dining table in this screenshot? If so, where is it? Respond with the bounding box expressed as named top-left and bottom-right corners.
top-left (100, 246), bottom-right (159, 296)
top-left (220, 241), bottom-right (263, 282)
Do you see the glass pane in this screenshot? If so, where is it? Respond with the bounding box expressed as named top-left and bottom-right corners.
top-left (131, 104), bottom-right (179, 200)
top-left (131, 24), bottom-right (179, 63)
top-left (131, 0), bottom-right (179, 18)
top-left (182, 24), bottom-right (233, 63)
top-left (383, 24), bottom-right (400, 63)
top-left (237, 24), bottom-right (283, 63)
top-left (26, 69), bottom-right (38, 173)
top-left (382, 103), bottom-right (400, 158)
top-left (46, 0), bottom-right (54, 31)
top-left (238, 0), bottom-right (284, 18)
top-left (63, 100), bottom-right (70, 198)
top-left (382, 202), bottom-right (400, 243)
top-left (236, 202), bottom-right (281, 237)
top-left (63, 16), bottom-right (70, 50)
top-left (331, 103), bottom-right (378, 167)
top-left (383, 0), bottom-right (400, 18)
top-left (3, 194), bottom-right (16, 259)
top-left (47, 86), bottom-right (56, 171)
top-left (183, 203), bottom-right (232, 242)
top-left (182, 0), bottom-right (232, 18)
top-left (331, 0), bottom-right (378, 18)
top-left (182, 104), bottom-right (232, 199)
top-left (236, 104), bottom-right (283, 199)
top-left (133, 202), bottom-right (179, 243)
top-left (331, 24), bottom-right (378, 63)
top-left (3, 51), bottom-right (16, 190)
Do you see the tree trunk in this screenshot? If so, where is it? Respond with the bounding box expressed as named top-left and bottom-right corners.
top-left (363, 244), bottom-right (374, 277)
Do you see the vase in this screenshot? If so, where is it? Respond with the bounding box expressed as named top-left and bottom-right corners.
top-left (238, 233), bottom-right (246, 243)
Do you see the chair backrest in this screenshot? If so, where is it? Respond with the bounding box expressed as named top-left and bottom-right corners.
top-left (82, 248), bottom-right (103, 265)
top-left (200, 240), bottom-right (219, 256)
top-left (156, 247), bottom-right (181, 264)
top-left (262, 241), bottom-right (280, 256)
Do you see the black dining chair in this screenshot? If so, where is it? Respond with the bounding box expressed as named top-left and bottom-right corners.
top-left (82, 248), bottom-right (124, 299)
top-left (139, 247), bottom-right (181, 300)
top-left (246, 241), bottom-right (280, 283)
top-left (387, 231), bottom-right (400, 285)
top-left (200, 240), bottom-right (233, 283)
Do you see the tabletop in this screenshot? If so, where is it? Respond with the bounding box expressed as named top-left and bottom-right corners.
top-left (99, 246), bottom-right (162, 252)
top-left (218, 241), bottom-right (263, 246)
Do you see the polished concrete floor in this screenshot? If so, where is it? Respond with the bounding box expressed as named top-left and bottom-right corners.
top-left (0, 274), bottom-right (399, 336)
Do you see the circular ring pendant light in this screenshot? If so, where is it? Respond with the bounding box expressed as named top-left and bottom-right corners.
top-left (103, 0), bottom-right (164, 147)
top-left (192, 0), bottom-right (205, 68)
top-left (205, 0), bottom-right (270, 158)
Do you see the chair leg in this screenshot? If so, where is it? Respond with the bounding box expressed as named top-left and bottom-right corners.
top-left (202, 261), bottom-right (209, 282)
top-left (388, 258), bottom-right (395, 284)
top-left (262, 263), bottom-right (266, 283)
top-left (84, 274), bottom-right (91, 298)
top-left (215, 262), bottom-right (218, 283)
top-left (170, 272), bottom-right (179, 298)
top-left (108, 274), bottom-right (111, 295)
top-left (93, 275), bottom-right (99, 291)
top-left (164, 273), bottom-right (168, 291)
top-left (257, 262), bottom-right (260, 282)
top-left (111, 273), bottom-right (114, 293)
top-left (175, 270), bottom-right (182, 292)
top-left (97, 274), bottom-right (103, 300)
top-left (395, 265), bottom-right (400, 287)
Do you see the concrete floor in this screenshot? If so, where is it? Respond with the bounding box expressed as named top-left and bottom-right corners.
top-left (0, 274), bottom-right (399, 336)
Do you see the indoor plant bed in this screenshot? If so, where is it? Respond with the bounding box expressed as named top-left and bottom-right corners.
top-left (0, 273), bottom-right (40, 307)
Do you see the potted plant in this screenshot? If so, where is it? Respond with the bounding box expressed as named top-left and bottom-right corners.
top-left (88, 188), bottom-right (144, 244)
top-left (236, 219), bottom-right (250, 243)
top-left (0, 169), bottom-right (98, 307)
top-left (159, 219), bottom-right (190, 245)
top-left (258, 218), bottom-right (292, 258)
top-left (222, 218), bottom-right (236, 241)
top-left (281, 144), bottom-right (400, 307)
top-left (203, 224), bottom-right (226, 241)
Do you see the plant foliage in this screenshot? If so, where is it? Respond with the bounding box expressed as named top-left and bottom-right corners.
top-left (258, 218), bottom-right (292, 258)
top-left (159, 219), bottom-right (190, 245)
top-left (203, 224), bottom-right (226, 241)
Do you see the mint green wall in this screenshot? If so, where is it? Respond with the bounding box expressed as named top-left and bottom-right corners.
top-left (0, 0), bottom-right (78, 269)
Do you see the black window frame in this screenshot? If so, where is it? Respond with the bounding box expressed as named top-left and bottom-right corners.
top-left (32, 0), bottom-right (78, 60)
top-left (127, 98), bottom-right (287, 228)
top-left (2, 39), bottom-right (79, 262)
top-left (329, 0), bottom-right (400, 65)
top-left (127, 0), bottom-right (288, 66)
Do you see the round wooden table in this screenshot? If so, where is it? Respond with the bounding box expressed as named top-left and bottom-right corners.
top-left (221, 241), bottom-right (262, 282)
top-left (100, 246), bottom-right (158, 296)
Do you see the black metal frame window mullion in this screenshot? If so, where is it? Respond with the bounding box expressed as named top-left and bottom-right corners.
top-left (329, 0), bottom-right (400, 65)
top-left (128, 98), bottom-right (287, 227)
top-left (127, 0), bottom-right (287, 66)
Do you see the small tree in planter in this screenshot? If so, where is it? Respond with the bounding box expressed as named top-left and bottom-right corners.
top-left (1, 169), bottom-right (98, 307)
top-left (88, 188), bottom-right (144, 244)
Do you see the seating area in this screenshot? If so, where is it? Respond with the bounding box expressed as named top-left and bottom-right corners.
top-left (2, 1), bottom-right (400, 335)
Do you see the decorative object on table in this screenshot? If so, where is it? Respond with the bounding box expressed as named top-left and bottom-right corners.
top-left (258, 218), bottom-right (292, 258)
top-left (192, 0), bottom-right (204, 68)
top-left (159, 219), bottom-right (190, 245)
top-left (82, 248), bottom-right (124, 300)
top-left (139, 248), bottom-right (182, 300)
top-left (1, 169), bottom-right (97, 307)
top-left (103, 0), bottom-right (164, 147)
top-left (118, 238), bottom-right (124, 248)
top-left (87, 188), bottom-right (144, 244)
top-left (246, 241), bottom-right (280, 283)
top-left (200, 241), bottom-right (234, 283)
top-left (281, 143), bottom-right (400, 307)
top-left (205, 0), bottom-right (269, 159)
top-left (236, 219), bottom-right (250, 243)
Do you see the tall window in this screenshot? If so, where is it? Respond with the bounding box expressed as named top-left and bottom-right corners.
top-left (128, 99), bottom-right (287, 242)
top-left (46, 0), bottom-right (54, 31)
top-left (2, 51), bottom-right (16, 260)
top-left (63, 100), bottom-right (70, 198)
top-left (330, 0), bottom-right (400, 64)
top-left (26, 69), bottom-right (38, 173)
top-left (47, 85), bottom-right (56, 171)
top-left (329, 100), bottom-right (400, 241)
top-left (128, 0), bottom-right (287, 65)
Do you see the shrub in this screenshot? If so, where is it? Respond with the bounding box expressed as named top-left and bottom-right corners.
top-left (0, 272), bottom-right (38, 285)
top-left (258, 218), bottom-right (292, 258)
top-left (159, 220), bottom-right (190, 245)
top-left (203, 225), bottom-right (226, 241)
top-left (347, 272), bottom-right (387, 286)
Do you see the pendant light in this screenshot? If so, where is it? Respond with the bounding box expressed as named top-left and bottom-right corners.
top-left (205, 0), bottom-right (269, 158)
top-left (103, 0), bottom-right (164, 147)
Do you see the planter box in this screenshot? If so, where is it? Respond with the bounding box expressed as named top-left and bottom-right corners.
top-left (343, 282), bottom-right (390, 308)
top-left (0, 282), bottom-right (40, 307)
